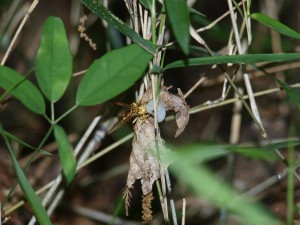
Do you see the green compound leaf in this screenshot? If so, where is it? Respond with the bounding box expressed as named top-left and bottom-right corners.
top-left (251, 13), bottom-right (300, 40)
top-left (76, 44), bottom-right (153, 106)
top-left (35, 16), bottom-right (73, 103)
top-left (54, 125), bottom-right (77, 185)
top-left (80, 0), bottom-right (155, 55)
top-left (0, 66), bottom-right (45, 114)
top-left (165, 0), bottom-right (190, 55)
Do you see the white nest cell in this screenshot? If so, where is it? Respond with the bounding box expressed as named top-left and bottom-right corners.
top-left (146, 99), bottom-right (166, 123)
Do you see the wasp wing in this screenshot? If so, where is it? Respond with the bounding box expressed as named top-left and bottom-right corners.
top-left (107, 112), bottom-right (134, 134)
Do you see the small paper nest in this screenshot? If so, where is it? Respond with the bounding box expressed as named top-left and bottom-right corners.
top-left (124, 85), bottom-right (190, 215)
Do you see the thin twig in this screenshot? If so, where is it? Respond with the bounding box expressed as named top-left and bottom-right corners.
top-left (181, 198), bottom-right (186, 225)
top-left (73, 69), bottom-right (87, 77)
top-left (1, 0), bottom-right (39, 66)
top-left (196, 1), bottom-right (244, 33)
top-left (230, 89), bottom-right (243, 145)
top-left (184, 76), bottom-right (206, 99)
top-left (133, 0), bottom-right (139, 33)
top-left (166, 171), bottom-right (178, 225)
top-left (68, 205), bottom-right (139, 225)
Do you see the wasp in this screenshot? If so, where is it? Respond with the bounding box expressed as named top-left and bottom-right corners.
top-left (108, 101), bottom-right (149, 134)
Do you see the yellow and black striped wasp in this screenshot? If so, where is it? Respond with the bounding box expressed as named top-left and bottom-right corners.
top-left (108, 101), bottom-right (149, 134)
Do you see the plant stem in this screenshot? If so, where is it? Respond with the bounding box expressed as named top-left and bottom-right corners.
top-left (151, 0), bottom-right (156, 44)
top-left (287, 138), bottom-right (295, 225)
top-left (51, 102), bottom-right (55, 122)
top-left (54, 104), bottom-right (78, 124)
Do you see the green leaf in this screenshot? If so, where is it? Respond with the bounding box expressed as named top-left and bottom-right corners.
top-left (165, 0), bottom-right (190, 55)
top-left (230, 147), bottom-right (279, 161)
top-left (174, 144), bottom-right (228, 164)
top-left (265, 140), bottom-right (300, 151)
top-left (251, 13), bottom-right (300, 40)
top-left (164, 53), bottom-right (300, 69)
top-left (139, 0), bottom-right (151, 9)
top-left (80, 0), bottom-right (155, 55)
top-left (40, 150), bottom-right (53, 156)
top-left (5, 131), bottom-right (38, 150)
top-left (0, 124), bottom-right (52, 225)
top-left (6, 131), bottom-right (52, 155)
top-left (0, 66), bottom-right (45, 114)
top-left (189, 7), bottom-right (206, 17)
top-left (76, 44), bottom-right (153, 106)
top-left (168, 146), bottom-right (282, 225)
top-left (54, 125), bottom-right (77, 185)
top-left (35, 16), bottom-right (73, 103)
top-left (174, 143), bottom-right (280, 162)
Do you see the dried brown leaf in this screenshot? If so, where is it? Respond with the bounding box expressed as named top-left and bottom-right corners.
top-left (126, 117), bottom-right (169, 195)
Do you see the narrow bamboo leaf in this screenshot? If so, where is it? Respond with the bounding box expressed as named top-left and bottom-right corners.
top-left (164, 53), bottom-right (300, 69)
top-left (189, 7), bottom-right (205, 17)
top-left (54, 125), bottom-right (77, 185)
top-left (168, 146), bottom-right (282, 225)
top-left (5, 131), bottom-right (51, 155)
top-left (230, 147), bottom-right (279, 161)
top-left (80, 0), bottom-right (155, 55)
top-left (251, 13), bottom-right (300, 40)
top-left (165, 0), bottom-right (190, 54)
top-left (174, 144), bottom-right (228, 164)
top-left (265, 140), bottom-right (300, 151)
top-left (0, 66), bottom-right (45, 114)
top-left (175, 144), bottom-right (279, 162)
top-left (5, 131), bottom-right (38, 150)
top-left (35, 16), bottom-right (73, 103)
top-left (40, 150), bottom-right (53, 156)
top-left (0, 125), bottom-right (52, 225)
top-left (230, 140), bottom-right (300, 160)
top-left (76, 44), bottom-right (153, 106)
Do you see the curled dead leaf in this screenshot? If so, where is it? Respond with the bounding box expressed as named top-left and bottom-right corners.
top-left (141, 85), bottom-right (190, 137)
top-left (160, 87), bottom-right (189, 137)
